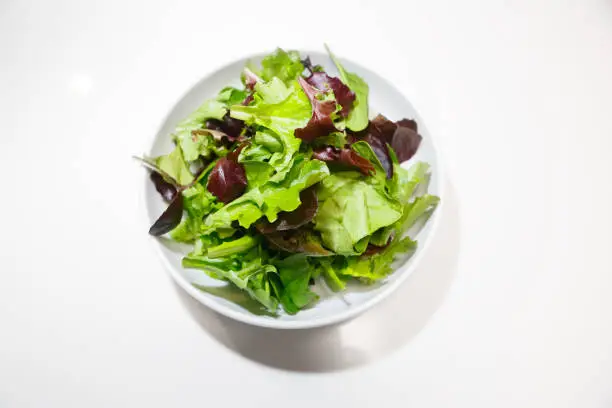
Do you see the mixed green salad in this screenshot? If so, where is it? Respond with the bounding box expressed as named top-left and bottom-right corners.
top-left (137, 46), bottom-right (439, 315)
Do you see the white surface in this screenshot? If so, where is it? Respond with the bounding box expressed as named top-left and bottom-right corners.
top-left (147, 50), bottom-right (443, 328)
top-left (1, 0), bottom-right (611, 407)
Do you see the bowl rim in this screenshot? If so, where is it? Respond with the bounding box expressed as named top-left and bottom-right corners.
top-left (141, 48), bottom-right (445, 329)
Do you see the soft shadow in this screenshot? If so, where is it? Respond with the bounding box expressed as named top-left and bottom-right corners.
top-left (175, 178), bottom-right (461, 372)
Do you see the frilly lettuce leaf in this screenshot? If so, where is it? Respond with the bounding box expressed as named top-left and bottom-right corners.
top-left (173, 99), bottom-right (228, 161)
top-left (230, 79), bottom-right (310, 177)
top-left (340, 236), bottom-right (417, 283)
top-left (169, 183), bottom-right (222, 243)
top-left (259, 48), bottom-right (304, 84)
top-left (183, 245), bottom-right (279, 311)
top-left (202, 156), bottom-right (329, 232)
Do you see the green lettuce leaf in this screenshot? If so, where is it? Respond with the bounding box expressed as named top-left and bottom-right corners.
top-left (317, 258), bottom-right (347, 292)
top-left (202, 156), bottom-right (329, 232)
top-left (183, 246), bottom-right (279, 311)
top-left (173, 99), bottom-right (228, 161)
top-left (206, 235), bottom-right (260, 258)
top-left (230, 80), bottom-right (309, 176)
top-left (314, 172), bottom-right (402, 254)
top-left (242, 161), bottom-right (275, 188)
top-left (169, 183), bottom-right (222, 242)
top-left (155, 145), bottom-right (194, 186)
top-left (325, 45), bottom-right (369, 132)
top-left (216, 87), bottom-right (247, 105)
top-left (272, 254), bottom-right (319, 314)
top-left (259, 48), bottom-right (304, 84)
top-left (341, 236), bottom-right (417, 283)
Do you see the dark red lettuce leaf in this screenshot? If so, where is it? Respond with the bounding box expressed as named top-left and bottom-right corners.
top-left (305, 72), bottom-right (355, 117)
top-left (256, 187), bottom-right (318, 233)
top-left (150, 172), bottom-right (177, 202)
top-left (149, 194), bottom-right (184, 236)
top-left (262, 228), bottom-right (333, 256)
top-left (391, 125), bottom-right (422, 163)
top-left (206, 156), bottom-right (247, 203)
top-left (312, 146), bottom-right (375, 176)
top-left (397, 118), bottom-right (418, 131)
top-left (294, 77), bottom-right (338, 142)
top-left (348, 114), bottom-right (422, 178)
top-left (348, 128), bottom-right (393, 178)
top-left (371, 114), bottom-right (422, 162)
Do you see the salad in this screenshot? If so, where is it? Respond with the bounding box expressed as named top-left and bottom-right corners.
top-left (137, 46), bottom-right (439, 315)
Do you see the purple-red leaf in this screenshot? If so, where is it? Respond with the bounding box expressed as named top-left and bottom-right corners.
top-left (391, 125), bottom-right (422, 163)
top-left (150, 172), bottom-right (177, 202)
top-left (294, 77), bottom-right (338, 142)
top-left (306, 72), bottom-right (355, 117)
top-left (349, 128), bottom-right (393, 178)
top-left (256, 187), bottom-right (318, 233)
top-left (206, 156), bottom-right (247, 203)
top-left (149, 193), bottom-right (184, 236)
top-left (349, 114), bottom-right (423, 178)
top-left (312, 147), bottom-right (375, 176)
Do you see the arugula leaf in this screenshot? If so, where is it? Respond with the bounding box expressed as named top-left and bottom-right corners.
top-left (325, 45), bottom-right (369, 132)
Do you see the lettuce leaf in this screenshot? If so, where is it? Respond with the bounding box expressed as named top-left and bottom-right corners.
top-left (202, 156), bottom-right (329, 232)
top-left (340, 236), bottom-right (417, 283)
top-left (173, 99), bottom-right (228, 161)
top-left (272, 254), bottom-right (319, 314)
top-left (183, 246), bottom-right (279, 311)
top-left (155, 145), bottom-right (194, 186)
top-left (170, 183), bottom-right (222, 242)
top-left (259, 48), bottom-right (304, 84)
top-left (325, 45), bottom-right (369, 132)
top-left (230, 80), bottom-right (310, 176)
top-left (314, 172), bottom-right (402, 254)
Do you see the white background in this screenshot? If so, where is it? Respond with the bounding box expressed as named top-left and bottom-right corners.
top-left (1, 0), bottom-right (611, 407)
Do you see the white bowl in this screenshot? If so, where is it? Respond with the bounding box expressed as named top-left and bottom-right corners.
top-left (144, 50), bottom-right (444, 329)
